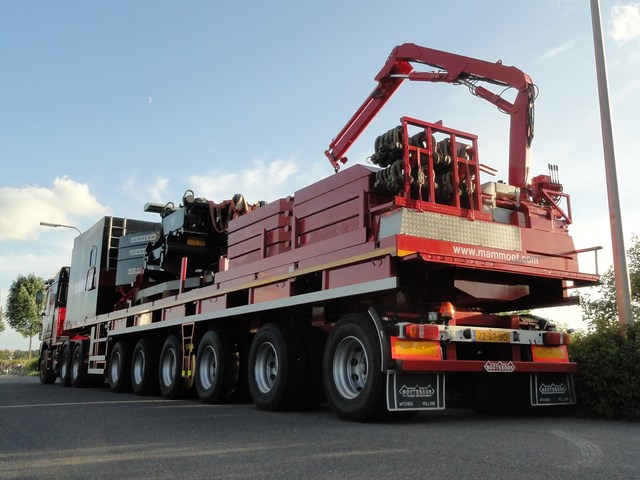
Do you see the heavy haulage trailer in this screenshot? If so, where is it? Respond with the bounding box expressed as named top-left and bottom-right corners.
top-left (38, 44), bottom-right (599, 420)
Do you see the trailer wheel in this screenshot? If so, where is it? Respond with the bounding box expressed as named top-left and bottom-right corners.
top-left (108, 341), bottom-right (132, 393)
top-left (39, 348), bottom-right (56, 385)
top-left (323, 314), bottom-right (386, 421)
top-left (159, 335), bottom-right (185, 399)
top-left (71, 342), bottom-right (87, 388)
top-left (248, 323), bottom-right (305, 411)
top-left (59, 343), bottom-right (72, 387)
top-left (195, 330), bottom-right (239, 404)
top-left (131, 337), bottom-right (160, 396)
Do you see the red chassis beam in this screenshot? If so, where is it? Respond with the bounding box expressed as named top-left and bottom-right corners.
top-left (397, 359), bottom-right (577, 373)
top-left (393, 235), bottom-right (599, 284)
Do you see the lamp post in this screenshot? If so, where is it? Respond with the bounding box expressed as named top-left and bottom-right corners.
top-left (39, 222), bottom-right (82, 235)
top-left (590, 0), bottom-right (634, 328)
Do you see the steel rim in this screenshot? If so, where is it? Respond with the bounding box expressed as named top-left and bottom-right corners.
top-left (133, 350), bottom-right (145, 385)
top-left (60, 351), bottom-right (68, 379)
top-left (110, 352), bottom-right (121, 383)
top-left (333, 336), bottom-right (368, 399)
top-left (161, 347), bottom-right (177, 387)
top-left (72, 350), bottom-right (81, 380)
top-left (199, 345), bottom-right (218, 390)
top-left (254, 342), bottom-right (278, 394)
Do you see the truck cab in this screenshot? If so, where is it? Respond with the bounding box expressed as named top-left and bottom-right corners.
top-left (40, 266), bottom-right (70, 346)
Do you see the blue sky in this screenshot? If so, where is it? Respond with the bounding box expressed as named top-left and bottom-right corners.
top-left (1, 1), bottom-right (639, 349)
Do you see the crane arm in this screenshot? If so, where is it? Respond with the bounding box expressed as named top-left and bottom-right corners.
top-left (325, 43), bottom-right (535, 188)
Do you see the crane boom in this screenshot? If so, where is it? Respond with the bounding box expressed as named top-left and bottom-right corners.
top-left (325, 43), bottom-right (535, 188)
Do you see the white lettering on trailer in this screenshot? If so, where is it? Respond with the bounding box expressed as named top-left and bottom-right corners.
top-left (483, 360), bottom-right (516, 372)
top-left (538, 383), bottom-right (568, 395)
top-left (398, 384), bottom-right (436, 398)
top-left (452, 246), bottom-right (540, 265)
top-left (129, 234), bottom-right (157, 243)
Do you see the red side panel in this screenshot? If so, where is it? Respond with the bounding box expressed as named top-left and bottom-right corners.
top-left (55, 307), bottom-right (66, 339)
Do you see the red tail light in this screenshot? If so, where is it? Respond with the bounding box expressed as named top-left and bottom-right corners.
top-left (543, 331), bottom-right (571, 346)
top-left (402, 323), bottom-right (440, 340)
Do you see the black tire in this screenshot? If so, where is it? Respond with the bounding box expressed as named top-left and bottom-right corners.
top-left (294, 325), bottom-right (326, 409)
top-left (323, 314), bottom-right (387, 421)
top-left (70, 342), bottom-right (87, 388)
top-left (248, 323), bottom-right (305, 411)
top-left (131, 337), bottom-right (160, 396)
top-left (223, 332), bottom-right (252, 403)
top-left (159, 335), bottom-right (185, 399)
top-left (195, 330), bottom-right (239, 404)
top-left (39, 348), bottom-right (56, 385)
top-left (59, 343), bottom-right (72, 387)
top-left (108, 341), bottom-right (132, 393)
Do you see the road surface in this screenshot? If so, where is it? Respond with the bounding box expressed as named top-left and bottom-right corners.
top-left (0, 375), bottom-right (638, 479)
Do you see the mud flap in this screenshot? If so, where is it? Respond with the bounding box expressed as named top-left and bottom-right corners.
top-left (386, 372), bottom-right (445, 411)
top-left (530, 373), bottom-right (576, 406)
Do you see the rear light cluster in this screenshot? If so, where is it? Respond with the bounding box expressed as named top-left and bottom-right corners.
top-left (400, 323), bottom-right (441, 340)
top-left (543, 331), bottom-right (571, 346)
top-left (390, 302), bottom-right (453, 340)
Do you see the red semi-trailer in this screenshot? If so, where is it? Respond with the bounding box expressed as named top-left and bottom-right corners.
top-left (38, 44), bottom-right (599, 420)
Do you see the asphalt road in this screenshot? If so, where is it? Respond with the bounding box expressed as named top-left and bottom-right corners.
top-left (0, 375), bottom-right (638, 480)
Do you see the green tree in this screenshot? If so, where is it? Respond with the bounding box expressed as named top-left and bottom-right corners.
top-left (4, 274), bottom-right (46, 361)
top-left (569, 235), bottom-right (640, 420)
top-left (580, 235), bottom-right (640, 331)
top-left (0, 295), bottom-right (4, 334)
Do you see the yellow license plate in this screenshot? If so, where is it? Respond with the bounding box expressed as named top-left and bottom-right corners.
top-left (475, 330), bottom-right (510, 343)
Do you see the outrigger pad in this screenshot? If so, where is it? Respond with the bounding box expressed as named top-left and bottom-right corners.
top-left (530, 373), bottom-right (576, 406)
top-left (386, 372), bottom-right (445, 411)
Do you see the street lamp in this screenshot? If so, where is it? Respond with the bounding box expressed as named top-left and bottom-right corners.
top-left (39, 222), bottom-right (82, 235)
top-left (590, 0), bottom-right (634, 328)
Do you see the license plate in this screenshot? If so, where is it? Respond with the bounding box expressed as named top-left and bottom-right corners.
top-left (475, 329), bottom-right (510, 343)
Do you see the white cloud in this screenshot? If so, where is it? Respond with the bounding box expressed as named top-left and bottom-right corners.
top-left (609, 3), bottom-right (640, 45)
top-left (0, 177), bottom-right (108, 241)
top-left (0, 240), bottom-right (78, 350)
top-left (121, 174), bottom-right (171, 205)
top-left (187, 156), bottom-right (328, 204)
top-left (542, 38), bottom-right (576, 59)
top-left (0, 177), bottom-right (107, 349)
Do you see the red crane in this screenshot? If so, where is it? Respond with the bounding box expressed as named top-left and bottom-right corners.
top-left (325, 43), bottom-right (536, 189)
